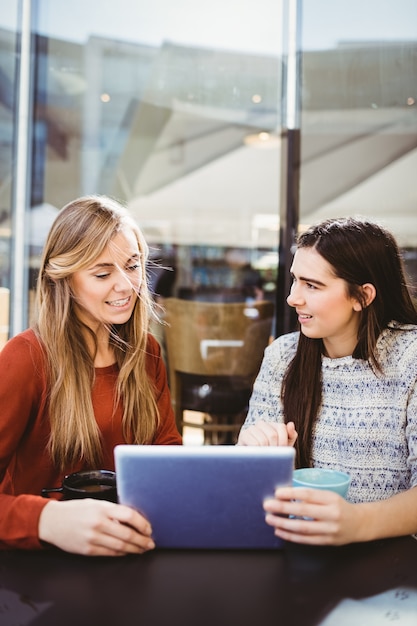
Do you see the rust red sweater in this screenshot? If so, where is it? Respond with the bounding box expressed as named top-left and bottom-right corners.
top-left (0, 329), bottom-right (181, 550)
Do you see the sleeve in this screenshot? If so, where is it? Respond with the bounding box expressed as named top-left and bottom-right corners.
top-left (405, 350), bottom-right (417, 490)
top-left (406, 385), bottom-right (417, 489)
top-left (242, 334), bottom-right (296, 428)
top-left (390, 329), bottom-right (417, 491)
top-left (0, 495), bottom-right (48, 550)
top-left (0, 333), bottom-right (50, 550)
top-left (0, 333), bottom-right (44, 472)
top-left (146, 335), bottom-right (182, 445)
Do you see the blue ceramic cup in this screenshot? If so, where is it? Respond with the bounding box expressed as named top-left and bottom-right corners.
top-left (293, 467), bottom-right (351, 498)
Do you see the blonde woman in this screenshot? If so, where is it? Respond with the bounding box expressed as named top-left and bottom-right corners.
top-left (0, 195), bottom-right (181, 555)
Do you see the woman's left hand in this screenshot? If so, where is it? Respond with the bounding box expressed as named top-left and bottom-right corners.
top-left (263, 487), bottom-right (364, 546)
top-left (237, 420), bottom-right (298, 447)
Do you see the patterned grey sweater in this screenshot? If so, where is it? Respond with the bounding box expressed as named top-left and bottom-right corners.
top-left (243, 321), bottom-right (417, 503)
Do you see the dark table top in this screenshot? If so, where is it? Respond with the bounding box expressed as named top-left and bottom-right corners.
top-left (1, 536), bottom-right (417, 626)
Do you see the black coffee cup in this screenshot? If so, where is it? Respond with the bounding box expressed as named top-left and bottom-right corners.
top-left (41, 469), bottom-right (118, 503)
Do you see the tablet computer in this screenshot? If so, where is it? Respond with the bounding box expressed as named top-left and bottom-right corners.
top-left (114, 444), bottom-right (295, 549)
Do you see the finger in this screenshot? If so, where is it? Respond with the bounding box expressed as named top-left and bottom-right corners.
top-left (238, 423), bottom-right (272, 446)
top-left (273, 487), bottom-right (338, 504)
top-left (269, 507), bottom-right (343, 540)
top-left (251, 421), bottom-right (287, 446)
top-left (275, 423), bottom-right (292, 446)
top-left (78, 501), bottom-right (155, 554)
top-left (106, 503), bottom-right (153, 536)
top-left (85, 517), bottom-right (155, 555)
top-left (286, 422), bottom-right (298, 446)
top-left (237, 430), bottom-right (258, 445)
top-left (238, 421), bottom-right (296, 446)
top-left (260, 421), bottom-right (298, 446)
top-left (264, 499), bottom-right (333, 523)
top-left (269, 518), bottom-right (338, 546)
top-left (102, 505), bottom-right (156, 550)
top-left (249, 422), bottom-right (279, 445)
top-left (265, 512), bottom-right (328, 534)
top-left (237, 426), bottom-right (256, 445)
top-left (264, 490), bottom-right (342, 527)
top-left (95, 524), bottom-right (155, 554)
top-left (256, 422), bottom-right (284, 445)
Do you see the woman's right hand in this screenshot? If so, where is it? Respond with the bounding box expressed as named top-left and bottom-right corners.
top-left (38, 498), bottom-right (155, 556)
top-left (237, 420), bottom-right (298, 447)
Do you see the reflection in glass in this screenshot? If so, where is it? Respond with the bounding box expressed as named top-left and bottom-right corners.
top-left (0, 1), bottom-right (19, 346)
top-left (300, 0), bottom-right (417, 285)
top-left (26, 0), bottom-right (284, 311)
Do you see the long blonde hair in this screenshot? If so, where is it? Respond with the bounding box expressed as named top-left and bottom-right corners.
top-left (35, 195), bottom-right (160, 470)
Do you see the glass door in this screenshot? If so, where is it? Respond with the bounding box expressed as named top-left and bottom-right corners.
top-left (28, 0), bottom-right (285, 313)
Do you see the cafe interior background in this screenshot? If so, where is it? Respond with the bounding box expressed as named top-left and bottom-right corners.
top-left (1, 0), bottom-right (416, 443)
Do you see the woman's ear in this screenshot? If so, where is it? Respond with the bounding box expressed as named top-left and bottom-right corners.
top-left (353, 283), bottom-right (377, 311)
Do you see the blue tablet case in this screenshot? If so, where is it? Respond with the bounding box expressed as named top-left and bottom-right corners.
top-left (114, 445), bottom-right (295, 549)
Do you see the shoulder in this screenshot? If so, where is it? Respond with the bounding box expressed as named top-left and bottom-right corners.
top-left (255, 331), bottom-right (299, 382)
top-left (379, 322), bottom-right (417, 356)
top-left (146, 333), bottom-right (162, 358)
top-left (265, 331), bottom-right (299, 362)
top-left (378, 322), bottom-right (417, 373)
top-left (387, 320), bottom-right (417, 334)
top-left (0, 329), bottom-right (47, 392)
top-left (1, 329), bottom-right (45, 364)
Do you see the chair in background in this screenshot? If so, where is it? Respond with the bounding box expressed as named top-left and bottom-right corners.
top-left (163, 298), bottom-right (274, 444)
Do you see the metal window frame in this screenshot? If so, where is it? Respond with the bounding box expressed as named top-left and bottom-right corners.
top-left (10, 0), bottom-right (34, 336)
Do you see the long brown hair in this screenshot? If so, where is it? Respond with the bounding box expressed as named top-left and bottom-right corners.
top-left (35, 195), bottom-right (160, 470)
top-left (282, 217), bottom-right (417, 467)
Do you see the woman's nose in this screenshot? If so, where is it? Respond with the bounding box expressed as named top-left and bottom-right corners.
top-left (287, 293), bottom-right (296, 307)
top-left (113, 270), bottom-right (131, 291)
top-left (287, 283), bottom-right (302, 307)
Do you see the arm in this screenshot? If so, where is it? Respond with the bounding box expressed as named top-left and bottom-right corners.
top-left (263, 485), bottom-right (417, 546)
top-left (38, 499), bottom-right (155, 556)
top-left (0, 332), bottom-right (51, 549)
top-left (237, 334), bottom-right (298, 444)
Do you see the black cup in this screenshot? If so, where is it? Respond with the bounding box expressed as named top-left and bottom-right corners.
top-left (41, 469), bottom-right (118, 503)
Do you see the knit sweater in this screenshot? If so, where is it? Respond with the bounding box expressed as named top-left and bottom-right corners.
top-left (243, 321), bottom-right (417, 504)
top-left (0, 329), bottom-right (181, 550)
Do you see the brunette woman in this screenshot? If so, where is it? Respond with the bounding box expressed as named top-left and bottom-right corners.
top-left (238, 217), bottom-right (417, 545)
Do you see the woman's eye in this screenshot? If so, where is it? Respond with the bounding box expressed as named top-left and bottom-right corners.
top-left (95, 273), bottom-right (109, 279)
top-left (306, 282), bottom-right (316, 289)
top-left (127, 263), bottom-right (140, 272)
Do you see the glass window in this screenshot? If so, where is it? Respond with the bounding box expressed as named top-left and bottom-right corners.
top-left (0, 1), bottom-right (19, 347)
top-left (23, 1), bottom-right (287, 443)
top-left (300, 0), bottom-right (417, 289)
top-left (27, 0), bottom-right (284, 318)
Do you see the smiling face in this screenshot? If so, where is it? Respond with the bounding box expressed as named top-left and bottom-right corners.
top-left (70, 228), bottom-right (142, 332)
top-left (287, 247), bottom-right (363, 358)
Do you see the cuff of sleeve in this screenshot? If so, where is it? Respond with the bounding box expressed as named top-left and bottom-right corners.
top-left (0, 494), bottom-right (49, 550)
